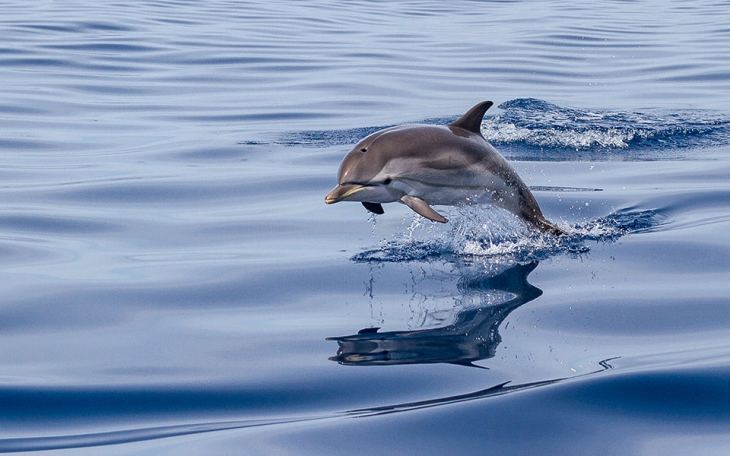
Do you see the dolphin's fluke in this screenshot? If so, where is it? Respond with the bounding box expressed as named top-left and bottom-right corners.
top-left (449, 100), bottom-right (493, 135)
top-left (361, 202), bottom-right (384, 215)
top-left (401, 195), bottom-right (448, 223)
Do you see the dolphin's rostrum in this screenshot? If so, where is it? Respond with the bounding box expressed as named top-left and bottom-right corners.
top-left (325, 101), bottom-right (564, 234)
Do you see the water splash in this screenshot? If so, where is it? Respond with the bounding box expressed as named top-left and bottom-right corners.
top-left (352, 207), bottom-right (661, 264)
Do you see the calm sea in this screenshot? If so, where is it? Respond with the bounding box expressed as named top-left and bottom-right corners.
top-left (1, 1), bottom-right (730, 454)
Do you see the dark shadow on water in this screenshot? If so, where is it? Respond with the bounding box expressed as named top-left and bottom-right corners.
top-left (328, 261), bottom-right (542, 368)
top-left (345, 355), bottom-right (618, 418)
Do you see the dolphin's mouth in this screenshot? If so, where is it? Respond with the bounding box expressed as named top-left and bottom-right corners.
top-left (325, 184), bottom-right (367, 204)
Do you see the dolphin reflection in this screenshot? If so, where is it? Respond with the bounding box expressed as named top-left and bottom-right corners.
top-left (328, 261), bottom-right (542, 368)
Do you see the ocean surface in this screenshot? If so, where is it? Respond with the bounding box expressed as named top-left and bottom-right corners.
top-left (2, 1), bottom-right (730, 454)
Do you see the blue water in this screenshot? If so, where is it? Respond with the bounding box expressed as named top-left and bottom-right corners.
top-left (1, 0), bottom-right (730, 454)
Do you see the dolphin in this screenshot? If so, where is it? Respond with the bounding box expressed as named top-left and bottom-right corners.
top-left (324, 101), bottom-right (564, 234)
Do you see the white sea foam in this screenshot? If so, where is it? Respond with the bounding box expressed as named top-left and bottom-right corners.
top-left (474, 98), bottom-right (729, 153)
top-left (482, 120), bottom-right (640, 149)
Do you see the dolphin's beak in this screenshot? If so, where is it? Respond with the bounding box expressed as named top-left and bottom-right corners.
top-left (325, 184), bottom-right (366, 204)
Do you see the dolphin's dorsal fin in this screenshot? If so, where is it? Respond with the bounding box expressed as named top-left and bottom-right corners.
top-left (449, 101), bottom-right (493, 135)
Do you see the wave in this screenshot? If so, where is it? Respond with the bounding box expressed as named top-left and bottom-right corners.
top-left (0, 418), bottom-right (311, 453)
top-left (484, 98), bottom-right (730, 158)
top-left (275, 98), bottom-right (730, 159)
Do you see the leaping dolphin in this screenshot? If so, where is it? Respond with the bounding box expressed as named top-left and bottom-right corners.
top-left (324, 101), bottom-right (564, 235)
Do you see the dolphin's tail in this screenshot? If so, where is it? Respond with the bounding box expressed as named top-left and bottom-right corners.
top-left (515, 185), bottom-right (567, 236)
top-left (529, 215), bottom-right (567, 236)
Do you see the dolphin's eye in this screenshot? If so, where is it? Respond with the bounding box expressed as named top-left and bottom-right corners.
top-left (383, 177), bottom-right (392, 185)
top-left (360, 148), bottom-right (367, 152)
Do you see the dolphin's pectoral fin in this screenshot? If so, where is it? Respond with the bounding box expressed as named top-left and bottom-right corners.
top-left (362, 202), bottom-right (384, 215)
top-left (400, 195), bottom-right (448, 223)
